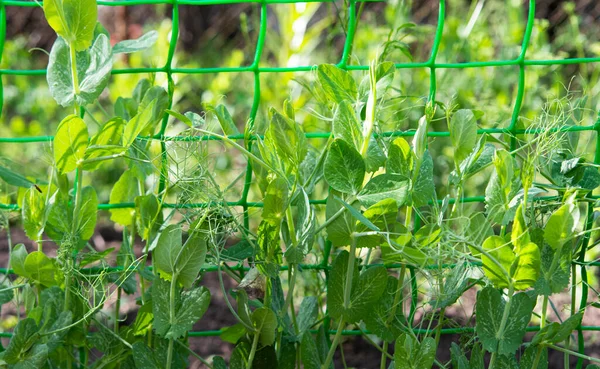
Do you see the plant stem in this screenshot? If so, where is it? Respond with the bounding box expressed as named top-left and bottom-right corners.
top-left (531, 345), bottom-right (544, 369)
top-left (541, 295), bottom-right (548, 328)
top-left (322, 319), bottom-right (345, 369)
top-left (114, 288), bottom-right (121, 333)
top-left (165, 275), bottom-right (178, 369)
top-left (322, 239), bottom-right (358, 369)
top-left (488, 284), bottom-right (515, 369)
top-left (69, 43), bottom-right (80, 115)
top-left (548, 344), bottom-right (600, 364)
top-left (380, 265), bottom-right (406, 369)
top-left (247, 329), bottom-right (261, 369)
top-left (285, 263), bottom-right (299, 334)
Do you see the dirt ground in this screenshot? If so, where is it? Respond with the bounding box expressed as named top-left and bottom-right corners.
top-left (1, 225), bottom-right (600, 368)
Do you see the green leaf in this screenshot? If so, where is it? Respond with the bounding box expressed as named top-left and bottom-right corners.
top-left (326, 251), bottom-right (386, 323)
top-left (534, 244), bottom-right (571, 296)
top-left (333, 100), bottom-right (362, 150)
top-left (132, 341), bottom-right (161, 369)
top-left (475, 287), bottom-right (534, 355)
top-left (205, 103), bottom-right (240, 136)
top-left (21, 187), bottom-right (48, 241)
top-left (138, 86), bottom-right (169, 132)
top-left (53, 115), bottom-right (89, 174)
top-left (79, 247), bottom-right (113, 267)
top-left (24, 251), bottom-right (58, 287)
top-left (394, 333), bottom-right (436, 369)
top-left (109, 170), bottom-right (140, 226)
top-left (113, 31), bottom-right (158, 54)
top-left (76, 186), bottom-right (98, 245)
top-left (262, 177), bottom-right (289, 226)
top-left (411, 150), bottom-right (435, 207)
top-left (267, 109), bottom-right (307, 168)
top-left (364, 275), bottom-right (405, 342)
top-left (220, 323), bottom-right (246, 344)
top-left (43, 0), bottom-right (97, 51)
top-left (154, 225), bottom-right (207, 288)
top-left (485, 150), bottom-right (520, 225)
top-left (520, 345), bottom-right (547, 369)
top-left (47, 34), bottom-right (113, 107)
top-left (152, 278), bottom-right (211, 339)
top-left (412, 115), bottom-right (428, 161)
top-left (386, 137), bottom-right (413, 178)
top-left (450, 343), bottom-right (469, 369)
top-left (325, 139), bottom-right (365, 195)
top-left (317, 64), bottom-right (357, 103)
top-left (12, 344), bottom-right (48, 369)
top-left (297, 296), bottom-right (318, 334)
top-left (0, 166), bottom-right (37, 189)
top-left (357, 174), bottom-right (409, 208)
top-left (0, 282), bottom-right (14, 305)
top-left (449, 109), bottom-right (478, 163)
top-left (325, 191), bottom-right (355, 247)
top-left (123, 99), bottom-right (157, 147)
top-left (511, 205), bottom-right (529, 250)
top-left (83, 117), bottom-right (126, 171)
top-left (251, 307), bottom-right (278, 346)
top-left (336, 195), bottom-right (379, 232)
top-left (4, 318), bottom-right (39, 364)
top-left (135, 194), bottom-right (162, 241)
top-left (132, 303), bottom-right (154, 336)
top-left (481, 236), bottom-right (513, 288)
top-left (356, 198), bottom-right (398, 249)
top-left (532, 312), bottom-right (582, 346)
top-left (255, 220), bottom-right (282, 277)
top-left (346, 265), bottom-right (388, 323)
top-left (511, 241), bottom-right (540, 290)
top-left (544, 201), bottom-right (578, 250)
top-left (301, 332), bottom-right (323, 369)
top-left (221, 241), bottom-right (254, 262)
top-left (11, 244), bottom-right (29, 279)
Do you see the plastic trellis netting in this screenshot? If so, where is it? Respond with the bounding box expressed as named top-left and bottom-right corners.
top-left (1, 0), bottom-right (600, 360)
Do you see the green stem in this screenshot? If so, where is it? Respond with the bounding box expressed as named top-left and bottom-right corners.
top-left (380, 265), bottom-right (406, 369)
top-left (69, 42), bottom-right (80, 115)
top-left (322, 239), bottom-right (358, 369)
top-left (489, 285), bottom-right (515, 369)
top-left (114, 288), bottom-right (121, 333)
top-left (285, 264), bottom-right (299, 334)
top-left (548, 344), bottom-right (600, 365)
top-left (322, 319), bottom-right (345, 369)
top-left (531, 345), bottom-right (544, 369)
top-left (165, 275), bottom-right (178, 369)
top-left (247, 329), bottom-right (261, 369)
top-left (434, 308), bottom-right (446, 347)
top-left (541, 295), bottom-right (548, 328)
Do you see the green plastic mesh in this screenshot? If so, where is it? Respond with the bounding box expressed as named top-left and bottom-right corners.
top-left (1, 0), bottom-right (600, 366)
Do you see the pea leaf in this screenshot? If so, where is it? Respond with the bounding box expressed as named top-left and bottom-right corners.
top-left (132, 342), bottom-right (162, 369)
top-left (113, 31), bottom-right (158, 54)
top-left (297, 296), bottom-right (318, 334)
top-left (266, 109), bottom-right (307, 168)
top-left (520, 345), bottom-right (547, 369)
top-left (138, 86), bottom-right (169, 132)
top-left (54, 115), bottom-right (89, 174)
top-left (21, 187), bottom-right (48, 241)
top-left (534, 244), bottom-right (571, 296)
top-left (394, 333), bottom-right (436, 369)
top-left (76, 186), bottom-right (98, 246)
top-left (11, 244), bottom-right (29, 278)
top-left (364, 275), bottom-right (405, 342)
top-left (317, 64), bottom-right (357, 103)
top-left (108, 170), bottom-right (140, 226)
top-left (24, 251), bottom-right (58, 287)
top-left (0, 166), bottom-right (37, 189)
top-left (357, 174), bottom-right (409, 208)
top-left (3, 318), bottom-right (40, 364)
top-left (411, 150), bottom-right (435, 207)
top-left (262, 177), bottom-right (289, 226)
top-left (301, 332), bottom-right (322, 369)
top-left (154, 225), bottom-right (207, 288)
top-left (43, 0), bottom-right (97, 51)
top-left (83, 117), bottom-right (126, 171)
top-left (511, 241), bottom-right (540, 290)
top-left (386, 137), bottom-right (413, 178)
top-left (544, 200), bottom-right (578, 250)
top-left (356, 198), bottom-right (398, 248)
top-left (481, 236), bottom-right (513, 288)
top-left (152, 278), bottom-right (211, 339)
top-left (123, 99), bottom-right (157, 147)
top-left (325, 191), bottom-right (355, 247)
top-left (475, 287), bottom-right (534, 355)
top-left (449, 109), bottom-right (478, 163)
top-left (204, 103), bottom-right (240, 136)
top-left (135, 194), bottom-right (162, 242)
top-left (333, 100), bottom-right (362, 150)
top-left (251, 307), bottom-right (277, 346)
top-left (47, 34), bottom-right (113, 107)
top-left (324, 139), bottom-right (365, 195)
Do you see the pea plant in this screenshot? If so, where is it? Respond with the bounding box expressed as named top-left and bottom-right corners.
top-left (1, 1), bottom-right (600, 368)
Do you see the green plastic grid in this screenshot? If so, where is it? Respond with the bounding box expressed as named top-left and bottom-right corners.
top-left (0, 0), bottom-right (599, 366)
